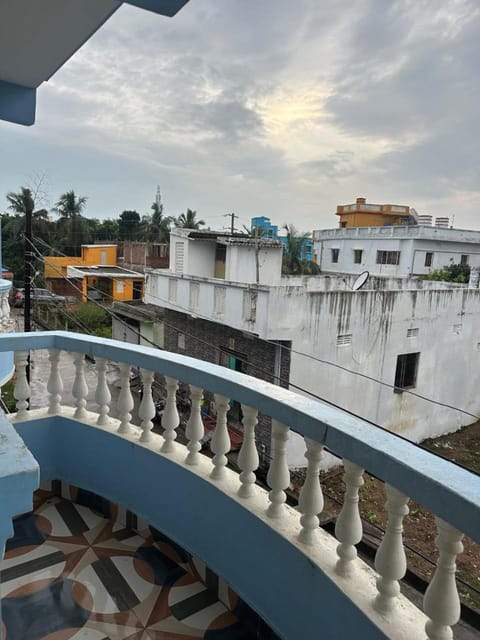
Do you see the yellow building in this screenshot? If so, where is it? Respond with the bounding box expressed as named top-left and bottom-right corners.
top-left (336, 197), bottom-right (411, 228)
top-left (44, 245), bottom-right (143, 302)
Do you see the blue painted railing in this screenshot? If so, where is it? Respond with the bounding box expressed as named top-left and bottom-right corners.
top-left (1, 331), bottom-right (479, 640)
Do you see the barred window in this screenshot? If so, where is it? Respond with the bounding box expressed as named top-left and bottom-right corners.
top-left (376, 250), bottom-right (400, 265)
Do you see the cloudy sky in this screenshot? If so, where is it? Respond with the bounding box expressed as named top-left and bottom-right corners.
top-left (1, 0), bottom-right (479, 232)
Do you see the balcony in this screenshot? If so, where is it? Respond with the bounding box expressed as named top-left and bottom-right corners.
top-left (0, 331), bottom-right (479, 639)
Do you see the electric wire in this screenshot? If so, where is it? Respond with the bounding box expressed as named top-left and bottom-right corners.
top-left (19, 238), bottom-right (480, 595)
top-left (28, 235), bottom-right (480, 472)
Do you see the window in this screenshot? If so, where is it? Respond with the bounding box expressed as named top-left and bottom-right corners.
top-left (425, 252), bottom-right (433, 267)
top-left (407, 328), bottom-right (419, 338)
top-left (174, 242), bottom-right (185, 273)
top-left (340, 221), bottom-right (347, 228)
top-left (376, 250), bottom-right (400, 265)
top-left (353, 249), bottom-right (363, 264)
top-left (331, 248), bottom-right (340, 263)
top-left (394, 353), bottom-right (419, 392)
top-left (461, 254), bottom-right (469, 265)
top-left (336, 333), bottom-right (352, 346)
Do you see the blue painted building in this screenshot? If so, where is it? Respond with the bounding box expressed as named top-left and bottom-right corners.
top-left (251, 216), bottom-right (279, 239)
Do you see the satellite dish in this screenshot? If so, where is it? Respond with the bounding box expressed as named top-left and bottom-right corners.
top-left (352, 271), bottom-right (369, 291)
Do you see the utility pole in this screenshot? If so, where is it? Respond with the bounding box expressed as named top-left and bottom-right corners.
top-left (24, 205), bottom-right (33, 334)
top-left (24, 205), bottom-right (33, 386)
top-left (224, 212), bottom-right (239, 234)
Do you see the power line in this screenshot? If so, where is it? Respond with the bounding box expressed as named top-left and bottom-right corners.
top-left (31, 234), bottom-right (480, 422)
top-left (24, 236), bottom-right (480, 476)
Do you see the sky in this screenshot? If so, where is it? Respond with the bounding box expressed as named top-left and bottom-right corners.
top-left (1, 0), bottom-right (479, 232)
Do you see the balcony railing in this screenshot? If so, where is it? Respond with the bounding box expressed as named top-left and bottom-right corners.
top-left (1, 331), bottom-right (479, 639)
top-left (0, 279), bottom-right (12, 329)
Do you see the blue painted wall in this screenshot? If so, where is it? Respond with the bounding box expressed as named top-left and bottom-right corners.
top-left (251, 216), bottom-right (278, 239)
top-left (15, 416), bottom-right (389, 640)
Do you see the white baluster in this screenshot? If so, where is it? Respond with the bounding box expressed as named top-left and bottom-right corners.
top-left (72, 353), bottom-right (89, 420)
top-left (210, 394), bottom-right (230, 480)
top-left (266, 420), bottom-right (290, 518)
top-left (0, 292), bottom-right (4, 324)
top-left (95, 357), bottom-right (111, 426)
top-left (13, 350), bottom-right (30, 419)
top-left (1, 292), bottom-right (9, 326)
top-left (138, 369), bottom-right (155, 443)
top-left (185, 385), bottom-right (204, 465)
top-left (160, 377), bottom-right (179, 453)
top-left (335, 460), bottom-right (364, 576)
top-left (237, 405), bottom-right (259, 498)
top-left (374, 485), bottom-right (409, 614)
top-left (117, 363), bottom-right (134, 434)
top-left (298, 438), bottom-right (324, 544)
top-left (424, 518), bottom-right (464, 640)
top-left (47, 349), bottom-right (63, 414)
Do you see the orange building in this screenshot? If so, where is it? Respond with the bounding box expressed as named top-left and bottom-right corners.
top-left (336, 197), bottom-right (412, 228)
top-left (44, 244), bottom-right (144, 302)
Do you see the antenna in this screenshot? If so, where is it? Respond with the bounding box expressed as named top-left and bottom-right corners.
top-left (352, 271), bottom-right (369, 291)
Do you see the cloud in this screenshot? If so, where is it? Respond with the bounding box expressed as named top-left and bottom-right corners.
top-left (1, 0), bottom-right (479, 230)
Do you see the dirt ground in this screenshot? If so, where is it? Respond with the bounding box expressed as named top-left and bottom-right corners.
top-left (319, 421), bottom-right (480, 612)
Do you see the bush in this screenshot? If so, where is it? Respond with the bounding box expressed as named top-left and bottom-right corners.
top-left (423, 263), bottom-right (471, 284)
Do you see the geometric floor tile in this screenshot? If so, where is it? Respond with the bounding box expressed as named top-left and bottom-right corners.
top-left (0, 497), bottom-right (266, 639)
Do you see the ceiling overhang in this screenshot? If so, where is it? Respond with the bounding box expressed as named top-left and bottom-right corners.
top-left (0, 0), bottom-right (189, 126)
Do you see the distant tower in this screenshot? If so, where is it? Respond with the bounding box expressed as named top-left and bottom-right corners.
top-left (155, 185), bottom-right (162, 208)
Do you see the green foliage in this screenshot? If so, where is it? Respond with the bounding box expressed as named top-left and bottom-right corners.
top-left (73, 303), bottom-right (110, 329)
top-left (176, 208), bottom-right (205, 230)
top-left (118, 210), bottom-right (141, 241)
top-left (1, 380), bottom-right (16, 412)
top-left (281, 224), bottom-right (320, 275)
top-left (423, 263), bottom-right (471, 283)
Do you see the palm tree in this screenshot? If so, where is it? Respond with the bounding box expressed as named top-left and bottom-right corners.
top-left (52, 190), bottom-right (89, 255)
top-left (52, 190), bottom-right (87, 219)
top-left (281, 224), bottom-right (319, 275)
top-left (6, 186), bottom-right (35, 216)
top-left (176, 208), bottom-right (205, 229)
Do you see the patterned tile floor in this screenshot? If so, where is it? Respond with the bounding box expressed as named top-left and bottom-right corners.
top-left (0, 496), bottom-right (261, 640)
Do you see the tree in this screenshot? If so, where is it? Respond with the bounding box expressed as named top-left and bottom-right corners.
top-left (118, 210), bottom-right (141, 241)
top-left (146, 197), bottom-right (173, 242)
top-left (176, 208), bottom-right (205, 230)
top-left (5, 186), bottom-right (51, 283)
top-left (52, 190), bottom-right (87, 219)
top-left (6, 186), bottom-right (35, 216)
top-left (281, 224), bottom-right (319, 276)
top-left (423, 263), bottom-right (471, 283)
top-left (52, 190), bottom-right (89, 255)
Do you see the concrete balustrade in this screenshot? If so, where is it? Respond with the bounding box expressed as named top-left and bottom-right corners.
top-left (1, 331), bottom-right (479, 640)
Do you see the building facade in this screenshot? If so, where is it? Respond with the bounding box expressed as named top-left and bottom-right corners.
top-left (336, 197), bottom-right (414, 228)
top-left (313, 225), bottom-right (480, 277)
top-left (146, 229), bottom-right (480, 466)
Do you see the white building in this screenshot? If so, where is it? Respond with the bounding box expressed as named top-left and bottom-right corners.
top-left (313, 225), bottom-right (480, 277)
top-left (145, 229), bottom-right (480, 467)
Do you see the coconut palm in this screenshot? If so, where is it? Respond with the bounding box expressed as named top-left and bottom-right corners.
top-left (52, 190), bottom-right (89, 255)
top-left (176, 208), bottom-right (205, 229)
top-left (281, 224), bottom-right (319, 275)
top-left (52, 190), bottom-right (87, 219)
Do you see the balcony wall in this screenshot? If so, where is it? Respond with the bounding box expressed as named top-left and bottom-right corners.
top-left (1, 331), bottom-right (479, 640)
top-left (145, 270), bottom-right (271, 338)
